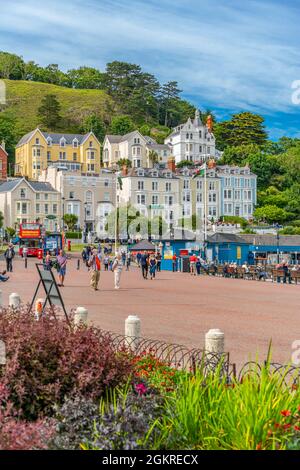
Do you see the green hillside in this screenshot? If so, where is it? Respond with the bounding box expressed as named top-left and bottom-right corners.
top-left (3, 79), bottom-right (115, 139)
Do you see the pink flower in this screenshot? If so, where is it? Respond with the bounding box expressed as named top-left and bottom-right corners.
top-left (134, 383), bottom-right (147, 395)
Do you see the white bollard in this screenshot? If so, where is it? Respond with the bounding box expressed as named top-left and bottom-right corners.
top-left (74, 306), bottom-right (88, 327)
top-left (205, 329), bottom-right (225, 355)
top-left (0, 290), bottom-right (2, 307)
top-left (0, 340), bottom-right (6, 366)
top-left (9, 293), bottom-right (21, 308)
top-left (125, 315), bottom-right (141, 351)
top-left (35, 298), bottom-right (45, 320)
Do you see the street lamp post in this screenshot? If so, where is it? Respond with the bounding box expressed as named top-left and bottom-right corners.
top-left (61, 197), bottom-right (65, 233)
top-left (276, 223), bottom-right (280, 264)
top-left (84, 202), bottom-right (88, 244)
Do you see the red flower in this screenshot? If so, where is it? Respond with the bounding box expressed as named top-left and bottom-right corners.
top-left (294, 425), bottom-right (300, 432)
top-left (280, 410), bottom-right (291, 417)
top-left (256, 443), bottom-right (262, 450)
top-left (282, 423), bottom-right (291, 430)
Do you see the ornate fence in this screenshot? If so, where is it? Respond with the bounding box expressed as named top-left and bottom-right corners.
top-left (238, 361), bottom-right (300, 388)
top-left (94, 327), bottom-right (233, 377)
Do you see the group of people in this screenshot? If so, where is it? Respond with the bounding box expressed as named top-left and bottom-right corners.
top-left (275, 260), bottom-right (300, 284)
top-left (136, 251), bottom-right (162, 280)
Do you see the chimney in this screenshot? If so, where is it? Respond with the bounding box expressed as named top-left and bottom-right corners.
top-left (167, 156), bottom-right (176, 173)
top-left (1, 140), bottom-right (5, 150)
top-left (207, 158), bottom-right (216, 169)
top-left (122, 164), bottom-right (128, 176)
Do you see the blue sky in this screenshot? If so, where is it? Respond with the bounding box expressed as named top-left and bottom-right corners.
top-left (1, 0), bottom-right (300, 139)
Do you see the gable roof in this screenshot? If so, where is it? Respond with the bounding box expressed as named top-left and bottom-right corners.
top-left (0, 178), bottom-right (58, 193)
top-left (105, 135), bottom-right (123, 144)
top-left (105, 130), bottom-right (148, 145)
top-left (129, 240), bottom-right (156, 251)
top-left (207, 233), bottom-right (249, 244)
top-left (240, 234), bottom-right (300, 247)
top-left (16, 129), bottom-right (100, 147)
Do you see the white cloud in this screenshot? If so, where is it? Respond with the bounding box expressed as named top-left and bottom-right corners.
top-left (0, 0), bottom-right (300, 122)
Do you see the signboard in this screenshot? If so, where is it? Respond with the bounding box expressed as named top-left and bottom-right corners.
top-left (164, 248), bottom-right (173, 260)
top-left (20, 223), bottom-right (41, 239)
top-left (237, 246), bottom-right (242, 260)
top-left (29, 264), bottom-right (69, 324)
top-left (179, 249), bottom-right (189, 256)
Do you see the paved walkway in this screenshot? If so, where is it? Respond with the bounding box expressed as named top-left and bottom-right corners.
top-left (1, 257), bottom-right (299, 368)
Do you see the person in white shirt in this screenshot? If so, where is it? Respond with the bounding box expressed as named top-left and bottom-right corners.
top-left (112, 253), bottom-right (123, 289)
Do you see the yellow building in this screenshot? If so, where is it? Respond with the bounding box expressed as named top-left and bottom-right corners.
top-left (15, 128), bottom-right (101, 180)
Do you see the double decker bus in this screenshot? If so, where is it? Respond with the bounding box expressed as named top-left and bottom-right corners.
top-left (19, 223), bottom-right (43, 257)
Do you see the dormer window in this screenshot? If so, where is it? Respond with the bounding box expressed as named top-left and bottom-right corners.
top-left (46, 137), bottom-right (52, 146)
top-left (137, 169), bottom-right (144, 177)
top-left (60, 137), bottom-right (66, 147)
top-left (151, 170), bottom-right (158, 177)
top-left (165, 171), bottom-right (172, 178)
top-left (73, 138), bottom-right (78, 148)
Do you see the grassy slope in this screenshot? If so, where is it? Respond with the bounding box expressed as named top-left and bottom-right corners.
top-left (3, 79), bottom-right (115, 138)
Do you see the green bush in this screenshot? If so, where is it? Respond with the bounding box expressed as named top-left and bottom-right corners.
top-left (220, 216), bottom-right (248, 228)
top-left (65, 232), bottom-right (82, 239)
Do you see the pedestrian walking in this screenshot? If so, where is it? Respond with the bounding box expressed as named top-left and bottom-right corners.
top-left (121, 250), bottom-right (126, 266)
top-left (156, 252), bottom-right (162, 272)
top-left (126, 251), bottom-right (131, 271)
top-left (56, 249), bottom-right (67, 287)
top-left (112, 253), bottom-right (123, 289)
top-left (4, 243), bottom-right (15, 272)
top-left (196, 257), bottom-right (201, 275)
top-left (149, 255), bottom-right (157, 280)
top-left (136, 252), bottom-right (142, 267)
top-left (88, 248), bottom-right (101, 291)
top-left (189, 253), bottom-right (197, 276)
top-left (44, 251), bottom-right (52, 271)
top-left (172, 253), bottom-right (177, 272)
top-left (104, 255), bottom-right (109, 271)
top-left (140, 251), bottom-right (149, 279)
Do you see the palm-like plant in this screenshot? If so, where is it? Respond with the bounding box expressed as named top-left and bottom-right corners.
top-left (148, 150), bottom-right (159, 166)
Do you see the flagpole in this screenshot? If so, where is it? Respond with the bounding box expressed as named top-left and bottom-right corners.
top-left (204, 161), bottom-right (207, 255)
top-left (115, 172), bottom-right (118, 255)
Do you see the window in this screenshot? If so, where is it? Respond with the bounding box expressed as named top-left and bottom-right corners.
top-left (183, 179), bottom-right (190, 189)
top-left (137, 147), bottom-right (141, 156)
top-left (152, 181), bottom-right (158, 191)
top-left (209, 193), bottom-right (216, 202)
top-left (137, 169), bottom-right (144, 177)
top-left (235, 206), bottom-right (240, 216)
top-left (73, 153), bottom-right (77, 161)
top-left (186, 133), bottom-right (189, 139)
top-left (20, 188), bottom-right (26, 199)
top-left (46, 137), bottom-right (52, 146)
top-left (137, 194), bottom-right (146, 205)
top-left (36, 148), bottom-right (41, 157)
top-left (104, 192), bottom-right (110, 202)
top-left (235, 190), bottom-right (240, 199)
top-left (207, 147), bottom-right (211, 154)
top-left (104, 179), bottom-right (109, 187)
top-left (225, 177), bottom-right (231, 187)
top-left (35, 138), bottom-right (40, 145)
top-left (166, 182), bottom-right (172, 192)
top-left (86, 191), bottom-right (93, 203)
top-left (224, 189), bottom-right (232, 199)
top-left (209, 181), bottom-right (215, 190)
top-left (22, 203), bottom-right (27, 214)
top-left (69, 191), bottom-right (74, 199)
top-left (89, 141), bottom-right (93, 147)
top-left (197, 193), bottom-right (202, 203)
top-left (183, 192), bottom-right (191, 202)
top-left (199, 131), bottom-right (202, 138)
top-left (87, 164), bottom-right (95, 172)
top-left (47, 151), bottom-right (51, 161)
top-left (138, 181), bottom-right (144, 190)
top-left (73, 139), bottom-right (78, 148)
top-left (197, 180), bottom-right (203, 190)
top-left (199, 145), bottom-right (202, 153)
top-left (44, 194), bottom-right (48, 200)
top-left (60, 138), bottom-right (66, 147)
top-left (59, 152), bottom-right (66, 160)
top-left (152, 195), bottom-right (158, 205)
top-left (36, 204), bottom-right (40, 213)
top-left (36, 193), bottom-right (40, 200)
top-left (53, 204), bottom-right (57, 214)
top-left (165, 195), bottom-right (173, 206)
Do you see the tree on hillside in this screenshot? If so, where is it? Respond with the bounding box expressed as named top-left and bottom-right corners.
top-left (63, 214), bottom-right (78, 231)
top-left (0, 114), bottom-right (17, 171)
top-left (253, 205), bottom-right (292, 224)
top-left (67, 67), bottom-right (105, 89)
top-left (159, 81), bottom-right (182, 126)
top-left (110, 115), bottom-right (135, 135)
top-left (80, 114), bottom-right (106, 142)
top-left (38, 94), bottom-right (62, 130)
top-left (0, 51), bottom-right (25, 79)
top-left (214, 112), bottom-right (268, 149)
top-left (221, 143), bottom-right (261, 165)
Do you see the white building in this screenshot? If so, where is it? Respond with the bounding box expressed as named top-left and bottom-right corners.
top-left (164, 110), bottom-right (219, 164)
top-left (39, 167), bottom-right (115, 236)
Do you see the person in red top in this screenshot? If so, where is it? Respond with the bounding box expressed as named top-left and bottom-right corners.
top-left (172, 254), bottom-right (177, 272)
top-left (189, 253), bottom-right (197, 276)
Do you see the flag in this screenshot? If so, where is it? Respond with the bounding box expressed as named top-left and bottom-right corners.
top-left (193, 162), bottom-right (206, 178)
